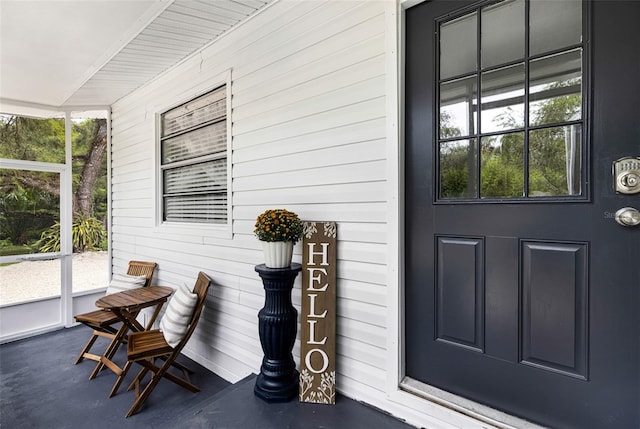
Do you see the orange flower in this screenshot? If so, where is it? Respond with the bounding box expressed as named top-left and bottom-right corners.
top-left (254, 208), bottom-right (303, 243)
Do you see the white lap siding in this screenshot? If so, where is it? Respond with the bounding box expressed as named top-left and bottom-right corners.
top-left (110, 1), bottom-right (456, 428)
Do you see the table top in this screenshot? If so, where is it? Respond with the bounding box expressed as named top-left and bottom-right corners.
top-left (95, 286), bottom-right (174, 311)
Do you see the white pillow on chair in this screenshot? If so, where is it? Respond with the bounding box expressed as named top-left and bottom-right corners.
top-left (159, 283), bottom-right (198, 348)
top-left (105, 273), bottom-right (147, 295)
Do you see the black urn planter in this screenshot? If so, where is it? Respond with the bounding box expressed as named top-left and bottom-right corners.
top-left (254, 263), bottom-right (301, 402)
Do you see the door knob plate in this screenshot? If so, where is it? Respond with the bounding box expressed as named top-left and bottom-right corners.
top-left (615, 207), bottom-right (640, 227)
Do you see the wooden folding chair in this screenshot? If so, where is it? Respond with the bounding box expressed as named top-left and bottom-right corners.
top-left (117, 272), bottom-right (212, 417)
top-left (73, 260), bottom-right (157, 379)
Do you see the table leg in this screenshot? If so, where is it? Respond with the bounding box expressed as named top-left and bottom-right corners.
top-left (89, 322), bottom-right (129, 380)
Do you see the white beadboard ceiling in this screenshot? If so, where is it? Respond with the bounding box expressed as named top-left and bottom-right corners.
top-left (0, 0), bottom-right (272, 117)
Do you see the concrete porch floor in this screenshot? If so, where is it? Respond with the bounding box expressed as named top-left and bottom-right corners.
top-left (0, 326), bottom-right (414, 429)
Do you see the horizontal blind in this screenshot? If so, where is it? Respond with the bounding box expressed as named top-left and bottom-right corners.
top-left (162, 87), bottom-right (226, 137)
top-left (163, 159), bottom-right (226, 194)
top-left (160, 84), bottom-right (228, 224)
top-left (164, 194), bottom-right (228, 223)
top-left (162, 121), bottom-right (227, 164)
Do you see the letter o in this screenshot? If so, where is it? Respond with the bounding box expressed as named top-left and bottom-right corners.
top-left (305, 348), bottom-right (329, 374)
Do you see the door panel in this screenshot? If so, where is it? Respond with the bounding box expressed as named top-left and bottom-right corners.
top-left (405, 1), bottom-right (640, 428)
top-left (521, 241), bottom-right (588, 378)
top-left (436, 236), bottom-right (484, 352)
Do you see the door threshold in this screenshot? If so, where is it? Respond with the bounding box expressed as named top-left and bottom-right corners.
top-left (400, 377), bottom-right (546, 429)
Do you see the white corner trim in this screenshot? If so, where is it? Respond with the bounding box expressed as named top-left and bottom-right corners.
top-left (385, 0), bottom-right (403, 396)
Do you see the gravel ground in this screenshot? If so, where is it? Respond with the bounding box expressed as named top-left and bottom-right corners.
top-left (0, 251), bottom-right (108, 306)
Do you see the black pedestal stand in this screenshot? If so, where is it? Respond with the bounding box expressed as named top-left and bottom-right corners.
top-left (254, 263), bottom-right (301, 402)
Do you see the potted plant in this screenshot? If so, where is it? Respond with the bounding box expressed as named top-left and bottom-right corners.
top-left (254, 208), bottom-right (303, 268)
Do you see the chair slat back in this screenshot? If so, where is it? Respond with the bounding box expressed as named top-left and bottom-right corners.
top-left (126, 261), bottom-right (157, 288)
top-left (172, 272), bottom-right (212, 353)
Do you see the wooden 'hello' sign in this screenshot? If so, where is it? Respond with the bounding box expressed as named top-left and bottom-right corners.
top-left (300, 221), bottom-right (337, 404)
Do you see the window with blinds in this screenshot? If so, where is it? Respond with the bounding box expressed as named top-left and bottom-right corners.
top-left (160, 85), bottom-right (228, 224)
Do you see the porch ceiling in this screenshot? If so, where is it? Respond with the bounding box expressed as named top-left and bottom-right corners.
top-left (0, 0), bottom-right (272, 117)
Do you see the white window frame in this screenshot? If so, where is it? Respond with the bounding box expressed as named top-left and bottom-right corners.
top-left (154, 71), bottom-right (232, 239)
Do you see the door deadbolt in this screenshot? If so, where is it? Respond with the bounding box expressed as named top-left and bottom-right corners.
top-left (615, 207), bottom-right (640, 227)
top-left (613, 157), bottom-right (640, 194)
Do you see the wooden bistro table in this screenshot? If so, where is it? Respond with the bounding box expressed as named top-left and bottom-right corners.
top-left (93, 286), bottom-right (174, 387)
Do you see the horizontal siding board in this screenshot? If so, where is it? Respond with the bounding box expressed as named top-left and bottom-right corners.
top-left (110, 158), bottom-right (151, 176)
top-left (232, 34), bottom-right (384, 110)
top-left (233, 53), bottom-right (384, 122)
top-left (111, 215), bottom-right (154, 227)
top-left (110, 157), bottom-right (151, 175)
top-left (233, 160), bottom-right (386, 192)
top-left (231, 5), bottom-right (381, 84)
top-left (111, 207), bottom-right (152, 219)
top-left (337, 355), bottom-right (386, 392)
top-left (110, 169), bottom-right (152, 185)
top-left (233, 203), bottom-right (388, 223)
top-left (197, 317), bottom-right (259, 353)
top-left (338, 260), bottom-right (387, 286)
top-left (339, 241), bottom-right (388, 265)
top-left (199, 1), bottom-right (320, 62)
top-left (111, 137), bottom-right (151, 153)
top-left (111, 194), bottom-right (152, 207)
top-left (232, 97), bottom-right (385, 147)
top-left (337, 297), bottom-right (386, 328)
top-left (233, 182), bottom-right (386, 206)
top-left (108, 188), bottom-right (153, 202)
top-left (108, 0), bottom-right (403, 420)
top-left (338, 317), bottom-right (387, 347)
top-left (337, 335), bottom-right (386, 369)
top-left (111, 184), bottom-right (152, 197)
top-left (190, 328), bottom-right (260, 370)
top-left (233, 75), bottom-right (385, 135)
top-left (228, 1), bottom-right (362, 78)
top-left (335, 222), bottom-right (387, 244)
top-left (185, 337), bottom-right (258, 381)
top-left (337, 278), bottom-right (387, 306)
top-left (232, 118), bottom-right (385, 163)
top-left (234, 139), bottom-right (385, 177)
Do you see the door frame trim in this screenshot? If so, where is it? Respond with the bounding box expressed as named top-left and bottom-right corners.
top-left (400, 377), bottom-right (544, 429)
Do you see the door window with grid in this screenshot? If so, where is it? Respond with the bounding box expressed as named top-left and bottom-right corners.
top-left (437, 0), bottom-right (584, 201)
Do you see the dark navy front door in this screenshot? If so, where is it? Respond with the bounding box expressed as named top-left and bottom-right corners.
top-left (404, 1), bottom-right (640, 427)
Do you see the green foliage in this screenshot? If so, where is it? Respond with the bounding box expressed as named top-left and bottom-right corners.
top-left (0, 240), bottom-right (34, 257)
top-left (0, 115), bottom-right (65, 163)
top-left (481, 154), bottom-right (524, 198)
top-left (0, 175), bottom-right (58, 245)
top-left (0, 115), bottom-right (108, 251)
top-left (441, 166), bottom-right (470, 198)
top-left (440, 144), bottom-right (472, 198)
top-left (36, 213), bottom-right (107, 253)
top-left (72, 214), bottom-right (107, 251)
top-left (480, 134), bottom-right (524, 198)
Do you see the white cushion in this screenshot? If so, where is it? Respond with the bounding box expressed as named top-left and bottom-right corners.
top-left (160, 283), bottom-right (198, 348)
top-left (105, 273), bottom-right (147, 295)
